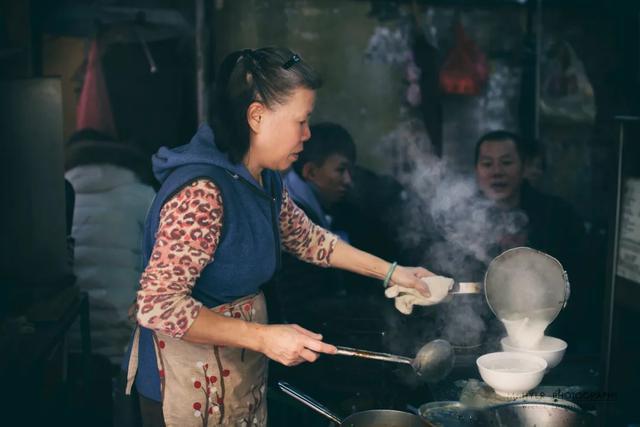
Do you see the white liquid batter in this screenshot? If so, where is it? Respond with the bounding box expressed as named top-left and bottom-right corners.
top-left (500, 308), bottom-right (557, 349)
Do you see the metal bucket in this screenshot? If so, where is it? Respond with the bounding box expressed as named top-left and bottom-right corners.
top-left (417, 401), bottom-right (594, 427)
top-left (482, 402), bottom-right (595, 426)
top-left (418, 401), bottom-right (484, 426)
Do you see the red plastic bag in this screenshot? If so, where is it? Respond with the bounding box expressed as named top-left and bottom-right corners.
top-left (439, 22), bottom-right (489, 95)
top-left (76, 38), bottom-right (117, 136)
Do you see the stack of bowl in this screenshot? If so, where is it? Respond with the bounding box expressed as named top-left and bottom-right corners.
top-left (475, 336), bottom-right (568, 398)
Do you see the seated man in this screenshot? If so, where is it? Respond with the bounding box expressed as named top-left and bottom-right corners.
top-left (284, 122), bottom-right (355, 241)
top-left (474, 130), bottom-right (585, 273)
top-left (267, 124), bottom-right (414, 422)
top-left (473, 130), bottom-right (594, 351)
top-left (267, 122), bottom-right (356, 330)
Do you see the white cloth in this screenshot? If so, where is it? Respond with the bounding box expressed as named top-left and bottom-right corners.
top-left (385, 275), bottom-right (454, 314)
top-left (66, 164), bottom-right (155, 363)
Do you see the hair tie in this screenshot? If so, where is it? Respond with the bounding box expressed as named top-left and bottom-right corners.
top-left (282, 53), bottom-right (301, 70)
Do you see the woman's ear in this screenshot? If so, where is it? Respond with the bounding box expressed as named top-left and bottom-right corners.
top-left (247, 101), bottom-right (264, 133)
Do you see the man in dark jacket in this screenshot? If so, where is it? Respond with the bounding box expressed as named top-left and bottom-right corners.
top-left (269, 122), bottom-right (403, 326)
top-left (474, 130), bottom-right (584, 281)
top-left (473, 130), bottom-right (591, 350)
top-left (268, 123), bottom-right (357, 330)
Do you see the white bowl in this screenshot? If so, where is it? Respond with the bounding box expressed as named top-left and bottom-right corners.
top-left (501, 336), bottom-right (567, 370)
top-left (476, 352), bottom-right (547, 397)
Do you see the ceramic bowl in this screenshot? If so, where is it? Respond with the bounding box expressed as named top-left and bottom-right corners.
top-left (501, 336), bottom-right (567, 370)
top-left (476, 352), bottom-right (547, 397)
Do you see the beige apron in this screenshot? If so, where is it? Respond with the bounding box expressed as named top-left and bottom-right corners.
top-left (127, 292), bottom-right (268, 426)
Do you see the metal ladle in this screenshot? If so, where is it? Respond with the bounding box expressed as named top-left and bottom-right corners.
top-left (335, 339), bottom-right (454, 382)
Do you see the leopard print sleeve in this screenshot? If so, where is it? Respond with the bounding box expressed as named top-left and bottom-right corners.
top-left (279, 188), bottom-right (338, 267)
top-left (136, 179), bottom-right (223, 338)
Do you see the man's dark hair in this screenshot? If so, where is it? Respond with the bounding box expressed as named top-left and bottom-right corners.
top-left (474, 130), bottom-right (527, 164)
top-left (212, 47), bottom-right (322, 164)
top-left (292, 122), bottom-right (356, 176)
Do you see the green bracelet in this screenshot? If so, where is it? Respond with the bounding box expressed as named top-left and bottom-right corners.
top-left (383, 261), bottom-right (398, 288)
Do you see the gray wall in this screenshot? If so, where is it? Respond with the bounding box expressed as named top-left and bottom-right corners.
top-left (212, 1), bottom-right (614, 223)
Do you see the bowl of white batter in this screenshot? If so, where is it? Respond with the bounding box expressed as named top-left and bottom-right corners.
top-left (476, 351), bottom-right (547, 397)
top-left (501, 335), bottom-right (567, 370)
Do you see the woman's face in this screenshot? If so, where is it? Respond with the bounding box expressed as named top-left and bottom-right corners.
top-left (475, 139), bottom-right (524, 207)
top-left (251, 87), bottom-right (315, 171)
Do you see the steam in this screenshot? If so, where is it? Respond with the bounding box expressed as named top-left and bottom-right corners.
top-left (437, 295), bottom-right (487, 348)
top-left (380, 120), bottom-right (528, 278)
top-left (377, 120), bottom-right (528, 375)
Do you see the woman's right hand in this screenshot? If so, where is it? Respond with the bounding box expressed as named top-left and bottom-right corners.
top-left (258, 324), bottom-right (337, 366)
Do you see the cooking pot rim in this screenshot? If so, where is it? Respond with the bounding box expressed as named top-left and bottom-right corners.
top-left (487, 401), bottom-right (590, 413)
top-left (342, 409), bottom-right (430, 426)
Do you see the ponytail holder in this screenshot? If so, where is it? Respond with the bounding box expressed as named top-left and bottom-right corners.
top-left (383, 262), bottom-right (398, 288)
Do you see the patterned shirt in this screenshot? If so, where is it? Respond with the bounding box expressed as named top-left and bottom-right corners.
top-left (136, 179), bottom-right (338, 337)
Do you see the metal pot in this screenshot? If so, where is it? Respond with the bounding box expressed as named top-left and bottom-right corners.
top-left (416, 401), bottom-right (594, 427)
top-left (484, 247), bottom-right (570, 325)
top-left (417, 401), bottom-right (484, 426)
top-left (278, 381), bottom-right (429, 427)
top-left (482, 402), bottom-right (595, 426)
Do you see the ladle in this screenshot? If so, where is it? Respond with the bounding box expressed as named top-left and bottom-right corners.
top-left (335, 339), bottom-right (454, 382)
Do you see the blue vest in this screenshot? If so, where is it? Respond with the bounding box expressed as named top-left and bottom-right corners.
top-left (129, 163), bottom-right (283, 401)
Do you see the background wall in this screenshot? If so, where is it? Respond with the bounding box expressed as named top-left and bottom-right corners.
top-left (212, 0), bottom-right (622, 227)
top-left (43, 36), bottom-right (85, 140)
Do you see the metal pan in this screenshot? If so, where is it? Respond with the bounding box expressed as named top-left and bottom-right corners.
top-left (484, 246), bottom-right (570, 323)
top-left (278, 381), bottom-right (430, 427)
top-left (482, 402), bottom-right (595, 426)
top-left (416, 400), bottom-right (594, 427)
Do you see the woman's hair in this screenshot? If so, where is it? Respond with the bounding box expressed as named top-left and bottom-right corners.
top-left (212, 47), bottom-right (322, 163)
top-left (292, 122), bottom-right (356, 176)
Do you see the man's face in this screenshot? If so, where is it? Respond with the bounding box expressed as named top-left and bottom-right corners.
top-left (303, 153), bottom-right (353, 207)
top-left (475, 139), bottom-right (524, 207)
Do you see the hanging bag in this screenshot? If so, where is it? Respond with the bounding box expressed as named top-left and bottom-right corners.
top-left (439, 21), bottom-right (489, 96)
top-left (540, 40), bottom-right (595, 123)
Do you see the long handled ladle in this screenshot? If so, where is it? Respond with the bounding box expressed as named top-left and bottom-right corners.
top-left (334, 339), bottom-right (454, 382)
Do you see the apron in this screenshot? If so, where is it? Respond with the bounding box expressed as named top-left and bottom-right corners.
top-left (126, 292), bottom-right (268, 426)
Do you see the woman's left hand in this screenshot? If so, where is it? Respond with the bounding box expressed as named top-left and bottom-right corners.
top-left (389, 266), bottom-right (434, 296)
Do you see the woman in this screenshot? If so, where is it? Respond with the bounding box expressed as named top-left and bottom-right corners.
top-left (123, 47), bottom-right (432, 426)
